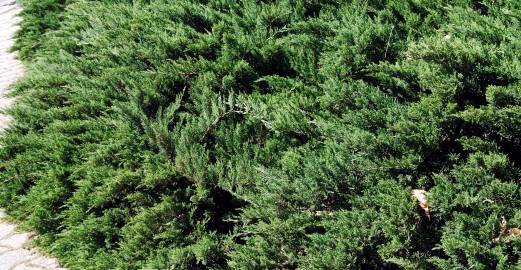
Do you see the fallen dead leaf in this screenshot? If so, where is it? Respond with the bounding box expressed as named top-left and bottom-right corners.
top-left (412, 189), bottom-right (430, 220)
top-left (493, 216), bottom-right (521, 243)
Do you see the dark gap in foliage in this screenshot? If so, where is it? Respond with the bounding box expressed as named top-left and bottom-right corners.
top-left (302, 2), bottom-right (322, 18)
top-left (412, 117), bottom-right (483, 187)
top-left (365, 36), bottom-right (400, 65)
top-left (408, 2), bottom-right (430, 22)
top-left (362, 72), bottom-right (424, 102)
top-left (367, 10), bottom-right (378, 20)
top-left (472, 0), bottom-right (489, 15)
top-left (410, 207), bottom-right (446, 262)
top-left (182, 11), bottom-right (213, 34)
top-left (194, 186), bottom-right (247, 234)
top-left (455, 70), bottom-right (514, 109)
top-left (304, 224), bottom-right (326, 234)
top-left (490, 133), bottom-right (521, 168)
top-left (244, 50), bottom-right (297, 79)
top-left (456, 77), bottom-right (492, 109)
top-left (284, 130), bottom-right (313, 147)
top-left (358, 243), bottom-right (402, 269)
top-left (505, 245), bottom-right (520, 264)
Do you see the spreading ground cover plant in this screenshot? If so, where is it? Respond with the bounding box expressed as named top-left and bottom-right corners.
top-left (2, 0), bottom-right (521, 268)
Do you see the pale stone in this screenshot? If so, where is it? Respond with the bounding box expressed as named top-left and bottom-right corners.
top-left (0, 223), bottom-right (16, 239)
top-left (27, 256), bottom-right (61, 268)
top-left (0, 245), bottom-right (11, 254)
top-left (0, 1), bottom-right (66, 269)
top-left (0, 249), bottom-right (36, 269)
top-left (0, 232), bottom-right (32, 249)
top-left (12, 265), bottom-right (43, 270)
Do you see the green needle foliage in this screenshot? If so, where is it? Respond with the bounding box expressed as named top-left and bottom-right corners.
top-left (2, 0), bottom-right (521, 269)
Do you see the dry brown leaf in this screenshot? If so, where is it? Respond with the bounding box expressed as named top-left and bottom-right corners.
top-left (508, 228), bottom-right (521, 238)
top-left (411, 189), bottom-right (430, 220)
top-left (493, 216), bottom-right (521, 243)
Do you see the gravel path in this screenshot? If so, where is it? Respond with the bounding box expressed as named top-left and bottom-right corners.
top-left (0, 1), bottom-right (66, 269)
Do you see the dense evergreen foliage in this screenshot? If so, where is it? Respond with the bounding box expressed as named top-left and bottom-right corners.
top-left (3, 0), bottom-right (521, 268)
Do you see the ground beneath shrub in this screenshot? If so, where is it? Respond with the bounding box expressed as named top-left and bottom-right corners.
top-left (0, 1), bottom-right (65, 269)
